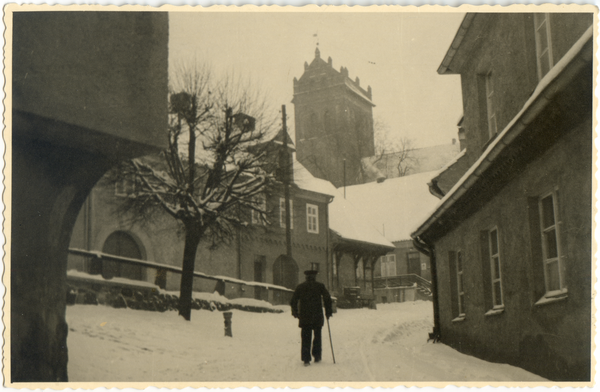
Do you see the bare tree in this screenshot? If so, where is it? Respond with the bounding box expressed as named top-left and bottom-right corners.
top-left (373, 118), bottom-right (418, 178)
top-left (373, 117), bottom-right (396, 159)
top-left (111, 62), bottom-right (277, 320)
top-left (394, 136), bottom-right (418, 177)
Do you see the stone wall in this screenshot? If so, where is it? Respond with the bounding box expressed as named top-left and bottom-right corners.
top-left (11, 11), bottom-right (168, 382)
top-left (433, 120), bottom-right (591, 380)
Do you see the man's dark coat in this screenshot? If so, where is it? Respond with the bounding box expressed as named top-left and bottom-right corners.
top-left (290, 280), bottom-right (333, 328)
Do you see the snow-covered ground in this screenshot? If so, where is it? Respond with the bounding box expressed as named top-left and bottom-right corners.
top-left (66, 301), bottom-right (546, 383)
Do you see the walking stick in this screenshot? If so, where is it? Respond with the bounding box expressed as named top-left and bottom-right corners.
top-left (326, 316), bottom-right (336, 364)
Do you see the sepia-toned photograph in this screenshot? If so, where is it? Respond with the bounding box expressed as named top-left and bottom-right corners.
top-left (5, 5), bottom-right (596, 388)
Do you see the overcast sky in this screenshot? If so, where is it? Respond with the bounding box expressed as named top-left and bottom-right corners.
top-left (169, 10), bottom-right (465, 149)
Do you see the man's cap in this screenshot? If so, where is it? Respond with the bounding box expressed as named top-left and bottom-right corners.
top-left (304, 270), bottom-right (319, 275)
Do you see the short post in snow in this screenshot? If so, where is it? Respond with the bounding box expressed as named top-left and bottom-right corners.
top-left (223, 311), bottom-right (233, 337)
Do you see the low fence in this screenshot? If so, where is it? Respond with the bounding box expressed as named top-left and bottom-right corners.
top-left (372, 274), bottom-right (432, 303)
top-left (67, 248), bottom-right (294, 307)
top-left (373, 274), bottom-right (431, 293)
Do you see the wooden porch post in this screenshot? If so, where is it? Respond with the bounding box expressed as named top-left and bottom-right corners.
top-left (370, 255), bottom-right (377, 295)
top-left (362, 255), bottom-right (367, 290)
top-left (353, 254), bottom-right (361, 287)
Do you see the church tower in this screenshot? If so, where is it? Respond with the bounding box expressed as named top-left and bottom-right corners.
top-left (293, 48), bottom-right (375, 188)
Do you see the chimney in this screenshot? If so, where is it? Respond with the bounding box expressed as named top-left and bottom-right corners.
top-left (328, 56), bottom-right (332, 66)
top-left (355, 76), bottom-right (360, 86)
top-left (304, 61), bottom-right (309, 71)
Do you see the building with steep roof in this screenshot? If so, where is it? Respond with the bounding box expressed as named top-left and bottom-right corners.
top-left (341, 171), bottom-right (442, 302)
top-left (412, 12), bottom-right (593, 381)
top-left (68, 130), bottom-right (393, 306)
top-left (294, 160), bottom-right (395, 298)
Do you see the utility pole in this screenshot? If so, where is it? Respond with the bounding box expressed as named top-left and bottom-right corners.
top-left (343, 158), bottom-right (346, 199)
top-left (282, 105), bottom-right (292, 259)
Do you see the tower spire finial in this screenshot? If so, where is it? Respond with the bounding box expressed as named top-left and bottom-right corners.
top-left (315, 47), bottom-right (320, 59)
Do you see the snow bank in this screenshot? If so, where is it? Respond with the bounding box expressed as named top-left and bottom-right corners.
top-left (160, 289), bottom-right (281, 313)
top-left (67, 269), bottom-right (160, 289)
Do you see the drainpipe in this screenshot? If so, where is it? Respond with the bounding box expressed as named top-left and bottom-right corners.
top-left (413, 236), bottom-right (440, 341)
top-left (325, 196), bottom-right (334, 291)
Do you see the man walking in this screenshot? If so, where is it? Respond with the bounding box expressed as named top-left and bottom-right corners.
top-left (290, 269), bottom-right (333, 366)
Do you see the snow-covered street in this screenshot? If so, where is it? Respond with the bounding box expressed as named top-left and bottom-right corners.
top-left (66, 301), bottom-right (546, 382)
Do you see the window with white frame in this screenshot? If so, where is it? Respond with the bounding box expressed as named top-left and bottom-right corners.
top-left (485, 71), bottom-right (497, 138)
top-left (534, 13), bottom-right (553, 80)
top-left (488, 228), bottom-right (504, 308)
top-left (380, 254), bottom-right (397, 277)
top-left (251, 194), bottom-right (266, 225)
top-left (449, 250), bottom-right (466, 320)
top-left (306, 204), bottom-right (319, 234)
top-left (279, 198), bottom-right (293, 229)
top-left (539, 190), bottom-right (565, 294)
top-left (456, 250), bottom-right (465, 316)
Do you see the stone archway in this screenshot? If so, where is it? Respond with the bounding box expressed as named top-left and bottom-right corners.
top-left (11, 12), bottom-right (168, 382)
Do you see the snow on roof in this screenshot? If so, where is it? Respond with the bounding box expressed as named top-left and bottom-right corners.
top-left (438, 148), bottom-right (467, 173)
top-left (344, 79), bottom-right (375, 106)
top-left (329, 193), bottom-right (395, 248)
top-left (343, 171), bottom-right (442, 243)
top-left (67, 269), bottom-right (161, 289)
top-left (292, 158), bottom-right (337, 197)
top-left (413, 25), bottom-right (593, 239)
top-left (293, 158), bottom-right (393, 248)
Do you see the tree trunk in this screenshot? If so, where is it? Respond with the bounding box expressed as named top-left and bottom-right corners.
top-left (179, 222), bottom-right (203, 321)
